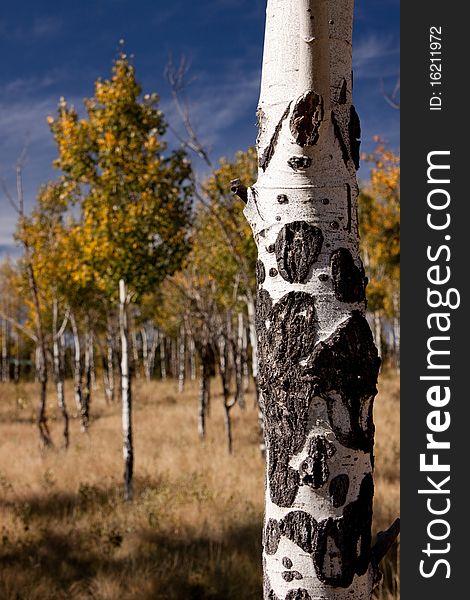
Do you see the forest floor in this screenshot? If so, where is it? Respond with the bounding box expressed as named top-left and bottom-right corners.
top-left (0, 370), bottom-right (399, 600)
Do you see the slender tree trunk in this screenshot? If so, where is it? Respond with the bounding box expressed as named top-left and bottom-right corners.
top-left (141, 327), bottom-right (149, 381)
top-left (119, 279), bottom-right (133, 502)
top-left (69, 312), bottom-right (84, 426)
top-left (392, 290), bottom-right (400, 369)
top-left (13, 331), bottom-right (20, 383)
top-left (103, 325), bottom-right (115, 403)
top-left (89, 328), bottom-right (97, 391)
top-left (241, 313), bottom-right (250, 392)
top-left (218, 334), bottom-right (235, 454)
top-left (1, 317), bottom-right (9, 383)
top-left (373, 312), bottom-right (383, 361)
top-left (159, 332), bottom-right (167, 380)
top-left (189, 336), bottom-right (196, 381)
top-left (242, 2), bottom-right (393, 597)
top-left (35, 341), bottom-right (51, 446)
top-left (171, 337), bottom-right (177, 379)
top-left (178, 326), bottom-right (185, 393)
top-left (223, 401), bottom-right (233, 455)
top-left (198, 359), bottom-right (208, 438)
top-left (53, 299), bottom-right (69, 449)
top-left (150, 331), bottom-right (159, 379)
top-left (34, 346), bottom-right (40, 383)
top-left (235, 312), bottom-right (246, 409)
top-left (131, 324), bottom-right (141, 379)
top-left (82, 318), bottom-right (92, 431)
top-left (146, 328), bottom-right (159, 381)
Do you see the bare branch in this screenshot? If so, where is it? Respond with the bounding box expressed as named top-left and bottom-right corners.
top-left (380, 77), bottom-right (400, 110)
top-left (165, 54), bottom-right (213, 167)
top-left (0, 312), bottom-right (38, 343)
top-left (0, 177), bottom-right (19, 214)
top-left (56, 306), bottom-right (70, 340)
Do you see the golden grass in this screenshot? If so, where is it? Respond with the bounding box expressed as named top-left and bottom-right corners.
top-left (0, 371), bottom-right (399, 599)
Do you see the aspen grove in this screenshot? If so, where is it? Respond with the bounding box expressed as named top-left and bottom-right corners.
top-left (0, 7), bottom-right (399, 599)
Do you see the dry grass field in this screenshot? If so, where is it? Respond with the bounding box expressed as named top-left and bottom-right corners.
top-left (0, 371), bottom-right (399, 600)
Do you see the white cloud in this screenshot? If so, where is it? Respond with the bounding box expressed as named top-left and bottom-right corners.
top-left (353, 34), bottom-right (399, 80)
top-left (32, 16), bottom-right (63, 39)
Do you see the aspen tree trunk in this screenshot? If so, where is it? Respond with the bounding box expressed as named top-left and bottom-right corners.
top-left (141, 327), bottom-right (150, 381)
top-left (178, 326), bottom-right (185, 393)
top-left (119, 279), bottom-right (133, 501)
top-left (189, 336), bottom-right (196, 381)
top-left (159, 332), bottom-right (167, 380)
top-left (149, 330), bottom-right (159, 379)
top-left (218, 333), bottom-right (235, 454)
top-left (373, 312), bottom-right (383, 361)
top-left (69, 312), bottom-right (84, 428)
top-left (241, 315), bottom-right (250, 392)
top-left (198, 359), bottom-right (208, 438)
top-left (104, 325), bottom-right (115, 403)
top-left (392, 291), bottom-right (400, 369)
top-left (36, 341), bottom-right (50, 446)
top-left (27, 257), bottom-right (50, 446)
top-left (171, 337), bottom-right (177, 379)
top-left (143, 326), bottom-right (158, 382)
top-left (1, 317), bottom-right (9, 382)
top-left (14, 331), bottom-right (20, 383)
top-left (82, 319), bottom-right (92, 431)
top-left (131, 325), bottom-right (141, 379)
top-left (235, 312), bottom-right (246, 409)
top-left (53, 299), bottom-right (69, 449)
top-left (242, 2), bottom-right (392, 598)
top-left (89, 328), bottom-right (97, 391)
top-left (246, 297), bottom-right (259, 392)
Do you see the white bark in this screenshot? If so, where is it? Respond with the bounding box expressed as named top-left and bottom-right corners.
top-left (244, 2), bottom-right (383, 598)
top-left (189, 336), bottom-right (196, 381)
top-left (1, 317), bottom-right (9, 382)
top-left (159, 331), bottom-right (167, 380)
top-left (236, 312), bottom-right (246, 409)
top-left (120, 279), bottom-right (133, 501)
top-left (103, 326), bottom-right (115, 403)
top-left (69, 312), bottom-right (83, 421)
top-left (373, 312), bottom-right (382, 360)
top-left (53, 299), bottom-right (69, 449)
top-left (178, 326), bottom-right (185, 393)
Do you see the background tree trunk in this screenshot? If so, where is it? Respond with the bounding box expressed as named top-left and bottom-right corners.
top-left (103, 325), bottom-right (115, 403)
top-left (82, 318), bottom-right (92, 431)
top-left (243, 1), bottom-right (386, 598)
top-left (198, 359), bottom-right (208, 438)
top-left (70, 312), bottom-right (84, 429)
top-left (159, 332), bottom-right (167, 380)
top-left (235, 312), bottom-right (246, 409)
top-left (119, 279), bottom-right (133, 502)
top-left (1, 316), bottom-right (10, 383)
top-left (178, 326), bottom-right (185, 393)
top-left (52, 299), bottom-right (69, 449)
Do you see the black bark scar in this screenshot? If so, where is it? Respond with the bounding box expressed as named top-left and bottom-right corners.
top-left (275, 221), bottom-right (323, 284)
top-left (259, 103), bottom-right (292, 172)
top-left (314, 473), bottom-right (374, 587)
top-left (330, 248), bottom-right (366, 303)
top-left (349, 105), bottom-right (361, 170)
top-left (331, 110), bottom-right (349, 167)
top-left (290, 91), bottom-right (324, 147)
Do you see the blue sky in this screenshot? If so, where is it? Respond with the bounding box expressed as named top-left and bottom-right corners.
top-left (0, 0), bottom-right (399, 256)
